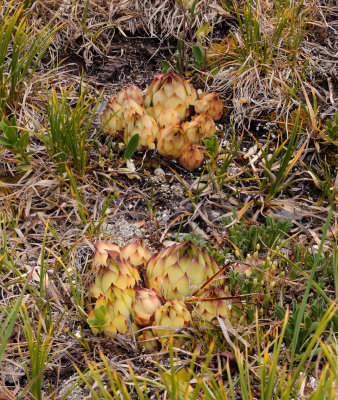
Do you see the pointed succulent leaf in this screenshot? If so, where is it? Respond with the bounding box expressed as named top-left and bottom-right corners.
top-left (120, 239), bottom-right (152, 269)
top-left (147, 242), bottom-right (220, 300)
top-left (152, 299), bottom-right (192, 348)
top-left (131, 288), bottom-right (162, 326)
top-left (93, 241), bottom-right (121, 269)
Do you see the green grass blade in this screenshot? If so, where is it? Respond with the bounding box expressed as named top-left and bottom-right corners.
top-left (290, 205), bottom-right (334, 364)
top-left (0, 276), bottom-right (28, 363)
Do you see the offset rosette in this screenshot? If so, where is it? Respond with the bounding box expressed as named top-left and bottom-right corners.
top-left (90, 255), bottom-right (140, 299)
top-left (116, 84), bottom-right (144, 106)
top-left (146, 241), bottom-right (219, 301)
top-left (145, 71), bottom-right (197, 121)
top-left (182, 114), bottom-right (216, 145)
top-left (193, 286), bottom-right (241, 323)
top-left (102, 92), bottom-right (144, 135)
top-left (120, 239), bottom-right (152, 269)
top-left (157, 124), bottom-right (189, 159)
top-left (137, 330), bottom-right (159, 352)
top-left (179, 145), bottom-right (204, 170)
top-left (87, 288), bottom-right (137, 335)
top-left (190, 114), bottom-right (216, 140)
top-left (152, 299), bottom-right (192, 348)
top-left (194, 92), bottom-right (223, 121)
top-left (124, 111), bottom-right (159, 151)
top-left (157, 107), bottom-right (180, 128)
top-left (92, 241), bottom-right (120, 269)
top-left (102, 95), bottom-right (125, 134)
top-left (131, 288), bottom-right (162, 326)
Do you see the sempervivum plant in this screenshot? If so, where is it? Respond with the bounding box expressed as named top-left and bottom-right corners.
top-left (194, 92), bottom-right (223, 121)
top-left (179, 145), bottom-right (204, 170)
top-left (102, 95), bottom-right (125, 134)
top-left (137, 330), bottom-right (159, 352)
top-left (92, 241), bottom-right (120, 269)
top-left (144, 71), bottom-right (197, 121)
top-left (88, 240), bottom-right (147, 335)
top-left (157, 107), bottom-right (180, 128)
top-left (181, 114), bottom-right (216, 145)
top-left (190, 113), bottom-right (216, 139)
top-left (152, 299), bottom-right (192, 348)
top-left (131, 288), bottom-right (162, 326)
top-left (146, 241), bottom-right (219, 301)
top-left (124, 111), bottom-right (159, 151)
top-left (157, 124), bottom-right (189, 159)
top-left (90, 255), bottom-right (140, 294)
top-left (120, 239), bottom-right (152, 270)
top-left (116, 84), bottom-right (144, 106)
top-left (101, 71), bottom-right (224, 171)
top-left (193, 286), bottom-right (240, 323)
top-left (102, 96), bottom-right (144, 135)
top-left (88, 289), bottom-right (138, 335)
top-left (87, 240), bottom-right (239, 350)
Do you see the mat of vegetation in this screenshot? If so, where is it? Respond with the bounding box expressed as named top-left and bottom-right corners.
top-left (0, 0), bottom-right (337, 399)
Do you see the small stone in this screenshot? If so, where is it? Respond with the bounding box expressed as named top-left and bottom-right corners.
top-left (154, 168), bottom-right (165, 176)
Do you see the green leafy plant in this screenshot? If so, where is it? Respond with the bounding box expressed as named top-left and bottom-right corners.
top-left (34, 81), bottom-right (102, 175)
top-left (0, 117), bottom-right (31, 167)
top-left (222, 213), bottom-right (293, 257)
top-left (19, 304), bottom-right (55, 400)
top-left (290, 243), bottom-right (332, 282)
top-left (87, 305), bottom-right (108, 333)
top-left (216, 0), bottom-right (309, 73)
top-left (203, 130), bottom-right (243, 188)
top-left (240, 109), bottom-right (305, 204)
top-left (123, 133), bottom-right (139, 161)
top-left (0, 277), bottom-right (28, 363)
top-left (64, 167), bottom-right (118, 234)
top-left (288, 206), bottom-right (333, 366)
top-left (0, 2), bottom-right (58, 116)
top-left (275, 298), bottom-right (338, 354)
top-left (161, 0), bottom-right (208, 75)
top-left (322, 110), bottom-right (338, 142)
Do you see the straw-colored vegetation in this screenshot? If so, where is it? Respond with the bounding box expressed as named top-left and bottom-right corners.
top-left (0, 0), bottom-right (337, 398)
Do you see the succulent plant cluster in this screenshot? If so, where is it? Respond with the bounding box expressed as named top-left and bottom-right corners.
top-left (102, 71), bottom-right (223, 170)
top-left (87, 240), bottom-right (238, 350)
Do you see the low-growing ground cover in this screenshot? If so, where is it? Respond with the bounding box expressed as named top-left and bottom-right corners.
top-left (0, 0), bottom-right (337, 398)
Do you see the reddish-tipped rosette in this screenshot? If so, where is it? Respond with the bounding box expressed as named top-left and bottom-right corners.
top-left (193, 286), bottom-right (242, 323)
top-left (145, 71), bottom-right (197, 121)
top-left (179, 145), bottom-right (204, 170)
top-left (131, 288), bottom-right (162, 326)
top-left (152, 299), bottom-right (192, 348)
top-left (157, 124), bottom-right (189, 159)
top-left (146, 242), bottom-right (220, 301)
top-left (124, 111), bottom-right (159, 151)
top-left (195, 92), bottom-right (223, 121)
top-left (92, 241), bottom-right (121, 269)
top-left (120, 239), bottom-right (152, 269)
top-left (116, 84), bottom-right (144, 107)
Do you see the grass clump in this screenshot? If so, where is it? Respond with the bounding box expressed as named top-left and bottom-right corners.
top-left (0, 1), bottom-right (58, 118)
top-left (33, 81), bottom-right (102, 176)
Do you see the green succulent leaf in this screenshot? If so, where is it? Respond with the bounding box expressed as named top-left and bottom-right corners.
top-left (192, 45), bottom-right (204, 64)
top-left (87, 305), bottom-right (107, 331)
top-left (0, 118), bottom-right (19, 144)
top-left (18, 131), bottom-right (29, 150)
top-left (124, 134), bottom-right (139, 160)
top-left (161, 60), bottom-right (171, 74)
top-left (0, 136), bottom-right (13, 147)
top-left (203, 135), bottom-right (219, 157)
